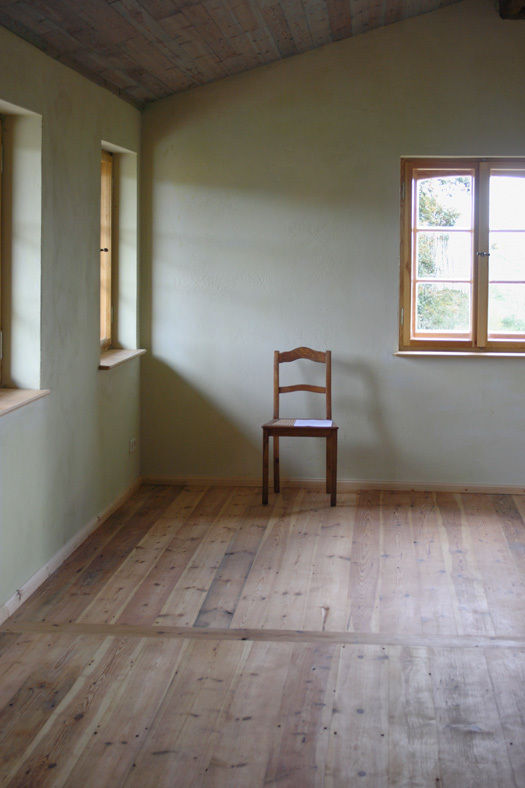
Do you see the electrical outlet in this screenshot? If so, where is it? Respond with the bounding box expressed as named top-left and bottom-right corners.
top-left (129, 438), bottom-right (137, 455)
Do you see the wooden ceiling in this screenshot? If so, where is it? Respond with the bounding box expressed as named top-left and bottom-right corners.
top-left (0, 0), bottom-right (462, 107)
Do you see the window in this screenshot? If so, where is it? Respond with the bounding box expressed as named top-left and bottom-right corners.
top-left (400, 158), bottom-right (525, 352)
top-left (100, 150), bottom-right (113, 351)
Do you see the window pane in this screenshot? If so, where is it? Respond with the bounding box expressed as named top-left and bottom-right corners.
top-left (489, 174), bottom-right (525, 230)
top-left (416, 282), bottom-right (470, 332)
top-left (489, 232), bottom-right (525, 281)
top-left (488, 283), bottom-right (525, 334)
top-left (417, 176), bottom-right (472, 229)
top-left (416, 232), bottom-right (472, 279)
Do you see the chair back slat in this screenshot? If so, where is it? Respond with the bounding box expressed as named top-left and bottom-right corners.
top-left (273, 347), bottom-right (332, 419)
top-left (279, 384), bottom-right (325, 395)
top-left (278, 346), bottom-right (326, 364)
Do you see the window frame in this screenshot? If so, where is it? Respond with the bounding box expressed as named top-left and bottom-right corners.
top-left (399, 157), bottom-right (525, 353)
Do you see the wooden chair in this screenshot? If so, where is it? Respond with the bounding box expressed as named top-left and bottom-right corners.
top-left (262, 347), bottom-right (338, 506)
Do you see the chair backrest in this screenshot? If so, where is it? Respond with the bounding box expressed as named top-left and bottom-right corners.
top-left (273, 347), bottom-right (332, 419)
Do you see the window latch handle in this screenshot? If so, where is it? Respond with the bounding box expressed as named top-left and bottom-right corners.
top-left (476, 251), bottom-right (490, 257)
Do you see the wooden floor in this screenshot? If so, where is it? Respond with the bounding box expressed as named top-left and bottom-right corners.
top-left (1, 485), bottom-right (524, 787)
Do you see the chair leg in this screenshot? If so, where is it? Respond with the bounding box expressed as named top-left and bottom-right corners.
top-left (330, 432), bottom-right (337, 507)
top-left (273, 436), bottom-right (280, 493)
top-left (262, 430), bottom-right (269, 505)
top-left (326, 437), bottom-right (331, 494)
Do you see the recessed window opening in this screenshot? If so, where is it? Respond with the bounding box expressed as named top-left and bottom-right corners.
top-left (99, 142), bottom-right (139, 359)
top-left (100, 150), bottom-right (112, 351)
top-left (0, 103), bottom-right (42, 388)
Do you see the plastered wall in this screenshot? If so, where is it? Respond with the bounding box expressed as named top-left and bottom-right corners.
top-left (141, 0), bottom-right (525, 488)
top-left (0, 28), bottom-right (141, 605)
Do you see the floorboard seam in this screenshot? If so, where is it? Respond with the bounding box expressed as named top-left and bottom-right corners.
top-left (2, 621), bottom-right (525, 649)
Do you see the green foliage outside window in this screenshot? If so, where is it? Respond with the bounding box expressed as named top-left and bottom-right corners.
top-left (417, 286), bottom-right (470, 331)
top-left (416, 177), bottom-right (471, 330)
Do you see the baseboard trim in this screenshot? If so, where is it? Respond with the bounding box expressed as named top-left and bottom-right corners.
top-left (144, 475), bottom-right (525, 495)
top-left (0, 478), bottom-right (142, 626)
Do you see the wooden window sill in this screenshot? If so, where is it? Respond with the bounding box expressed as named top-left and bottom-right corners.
top-left (0, 388), bottom-right (50, 417)
top-left (99, 348), bottom-right (146, 370)
top-left (395, 351), bottom-right (525, 358)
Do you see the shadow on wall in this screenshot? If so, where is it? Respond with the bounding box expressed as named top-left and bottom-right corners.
top-left (335, 358), bottom-right (398, 483)
top-left (139, 89), bottom-right (398, 483)
top-left (141, 356), bottom-right (261, 480)
top-left (141, 76), bottom-right (393, 212)
top-left (140, 160), bottom-right (260, 481)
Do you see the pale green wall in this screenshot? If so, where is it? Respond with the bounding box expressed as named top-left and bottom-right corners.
top-left (0, 28), bottom-right (141, 605)
top-left (141, 0), bottom-right (525, 487)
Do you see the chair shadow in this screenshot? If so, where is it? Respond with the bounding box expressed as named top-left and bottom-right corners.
top-left (334, 358), bottom-right (398, 484)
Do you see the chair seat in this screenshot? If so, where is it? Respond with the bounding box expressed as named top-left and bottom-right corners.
top-left (262, 418), bottom-right (338, 433)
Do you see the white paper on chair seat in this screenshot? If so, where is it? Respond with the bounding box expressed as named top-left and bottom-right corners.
top-left (294, 419), bottom-right (332, 427)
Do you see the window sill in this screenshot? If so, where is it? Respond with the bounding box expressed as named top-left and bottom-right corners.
top-left (395, 351), bottom-right (525, 358)
top-left (99, 348), bottom-right (146, 370)
top-left (0, 388), bottom-right (50, 417)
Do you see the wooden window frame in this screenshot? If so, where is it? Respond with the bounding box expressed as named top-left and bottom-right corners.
top-left (100, 150), bottom-right (113, 351)
top-left (400, 157), bottom-right (525, 353)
